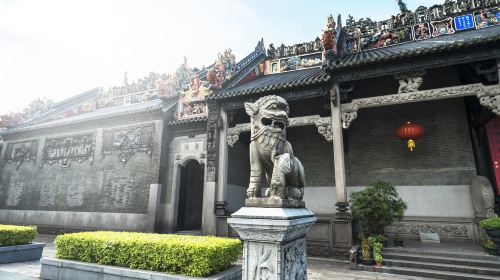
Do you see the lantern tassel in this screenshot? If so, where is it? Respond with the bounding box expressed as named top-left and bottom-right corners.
top-left (407, 139), bottom-right (416, 152)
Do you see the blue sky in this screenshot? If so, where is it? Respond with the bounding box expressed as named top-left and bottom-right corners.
top-left (0, 0), bottom-right (440, 113)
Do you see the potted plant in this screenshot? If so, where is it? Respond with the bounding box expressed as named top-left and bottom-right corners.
top-left (393, 234), bottom-right (404, 247)
top-left (372, 241), bottom-right (384, 267)
top-left (360, 236), bottom-right (374, 266)
top-left (351, 181), bottom-right (407, 236)
top-left (482, 239), bottom-right (498, 256)
top-left (374, 252), bottom-right (383, 267)
top-left (480, 216), bottom-right (500, 239)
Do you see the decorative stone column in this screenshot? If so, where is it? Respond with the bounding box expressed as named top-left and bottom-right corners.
top-left (228, 208), bottom-right (316, 280)
top-left (227, 95), bottom-right (317, 280)
top-left (216, 108), bottom-right (229, 216)
top-left (330, 82), bottom-right (353, 256)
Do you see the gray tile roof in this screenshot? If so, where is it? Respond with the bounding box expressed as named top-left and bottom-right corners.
top-left (3, 99), bottom-right (166, 135)
top-left (332, 26), bottom-right (500, 69)
top-left (168, 116), bottom-right (208, 125)
top-left (208, 67), bottom-right (330, 99)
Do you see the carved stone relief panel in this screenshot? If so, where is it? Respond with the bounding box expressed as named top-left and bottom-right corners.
top-left (479, 95), bottom-right (500, 115)
top-left (102, 124), bottom-right (154, 164)
top-left (282, 238), bottom-right (307, 280)
top-left (248, 243), bottom-right (277, 280)
top-left (385, 222), bottom-right (472, 240)
top-left (6, 175), bottom-right (25, 207)
top-left (66, 179), bottom-right (86, 208)
top-left (99, 171), bottom-right (148, 213)
top-left (395, 70), bottom-right (425, 93)
top-left (4, 140), bottom-right (38, 169)
top-left (206, 105), bottom-right (218, 182)
top-left (42, 134), bottom-right (95, 168)
top-left (39, 178), bottom-right (56, 208)
top-left (108, 177), bottom-right (133, 208)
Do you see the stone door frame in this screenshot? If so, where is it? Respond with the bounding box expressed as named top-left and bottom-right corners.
top-left (169, 155), bottom-right (206, 233)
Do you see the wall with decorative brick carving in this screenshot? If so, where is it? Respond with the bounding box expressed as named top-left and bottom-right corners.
top-left (0, 114), bottom-right (163, 232)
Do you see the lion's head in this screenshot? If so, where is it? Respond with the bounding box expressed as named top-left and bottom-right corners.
top-left (244, 95), bottom-right (289, 140)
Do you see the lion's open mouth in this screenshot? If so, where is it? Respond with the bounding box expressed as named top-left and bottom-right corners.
top-left (261, 117), bottom-right (286, 131)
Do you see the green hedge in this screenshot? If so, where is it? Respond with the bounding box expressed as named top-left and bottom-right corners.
top-left (55, 231), bottom-right (242, 277)
top-left (0, 224), bottom-right (38, 246)
top-left (480, 216), bottom-right (500, 229)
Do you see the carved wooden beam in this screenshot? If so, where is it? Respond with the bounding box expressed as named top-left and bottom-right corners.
top-left (341, 83), bottom-right (500, 128)
top-left (227, 115), bottom-right (332, 146)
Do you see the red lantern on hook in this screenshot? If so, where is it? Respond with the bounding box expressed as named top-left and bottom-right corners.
top-left (396, 122), bottom-right (424, 152)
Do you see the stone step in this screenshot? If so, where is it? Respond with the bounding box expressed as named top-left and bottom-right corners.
top-left (356, 264), bottom-right (500, 280)
top-left (384, 258), bottom-right (500, 277)
top-left (382, 252), bottom-right (500, 269)
top-left (383, 247), bottom-right (500, 261)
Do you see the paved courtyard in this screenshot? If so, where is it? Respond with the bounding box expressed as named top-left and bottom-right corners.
top-left (0, 235), bottom-right (436, 280)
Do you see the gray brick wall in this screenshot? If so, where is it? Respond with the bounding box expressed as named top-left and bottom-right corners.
top-left (346, 98), bottom-right (476, 186)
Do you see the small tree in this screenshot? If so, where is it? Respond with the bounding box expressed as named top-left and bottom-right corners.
top-left (351, 181), bottom-right (407, 235)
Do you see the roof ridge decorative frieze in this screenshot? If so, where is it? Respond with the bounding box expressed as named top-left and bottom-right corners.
top-left (209, 67), bottom-right (330, 100)
top-left (267, 38), bottom-right (323, 60)
top-left (343, 0), bottom-right (500, 54)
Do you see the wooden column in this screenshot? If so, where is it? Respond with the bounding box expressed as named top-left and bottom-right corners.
top-left (330, 81), bottom-right (353, 256)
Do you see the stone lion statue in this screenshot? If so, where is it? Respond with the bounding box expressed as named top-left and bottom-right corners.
top-left (244, 95), bottom-right (305, 201)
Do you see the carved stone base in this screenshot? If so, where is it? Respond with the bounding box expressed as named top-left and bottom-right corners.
top-left (228, 207), bottom-right (316, 280)
top-left (333, 212), bottom-right (352, 257)
top-left (245, 198), bottom-right (305, 208)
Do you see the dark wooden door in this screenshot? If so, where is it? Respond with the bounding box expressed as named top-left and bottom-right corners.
top-left (177, 160), bottom-right (204, 231)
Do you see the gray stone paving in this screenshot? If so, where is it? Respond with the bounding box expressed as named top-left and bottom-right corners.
top-left (0, 235), bottom-right (435, 280)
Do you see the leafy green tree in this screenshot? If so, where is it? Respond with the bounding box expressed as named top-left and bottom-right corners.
top-left (351, 181), bottom-right (407, 235)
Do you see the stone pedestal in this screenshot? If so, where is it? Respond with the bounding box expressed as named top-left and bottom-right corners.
top-left (332, 202), bottom-right (353, 256)
top-left (228, 207), bottom-right (316, 280)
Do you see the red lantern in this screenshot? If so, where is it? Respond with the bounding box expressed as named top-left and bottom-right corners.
top-left (396, 122), bottom-right (424, 152)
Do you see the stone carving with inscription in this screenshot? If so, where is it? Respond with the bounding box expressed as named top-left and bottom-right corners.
top-left (43, 134), bottom-right (94, 168)
top-left (244, 95), bottom-right (305, 205)
top-left (4, 140), bottom-right (38, 169)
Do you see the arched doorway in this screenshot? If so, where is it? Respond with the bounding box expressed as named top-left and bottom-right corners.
top-left (177, 160), bottom-right (204, 231)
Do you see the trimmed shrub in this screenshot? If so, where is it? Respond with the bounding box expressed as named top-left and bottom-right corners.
top-left (0, 224), bottom-right (38, 246)
top-left (55, 231), bottom-right (242, 277)
top-left (480, 216), bottom-right (500, 229)
top-left (351, 181), bottom-right (407, 235)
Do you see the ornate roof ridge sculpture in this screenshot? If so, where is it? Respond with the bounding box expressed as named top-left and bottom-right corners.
top-left (267, 38), bottom-right (323, 60)
top-left (266, 36), bottom-right (325, 74)
top-left (343, 0), bottom-right (500, 54)
top-left (2, 40), bottom-right (266, 127)
top-left (177, 40), bottom-right (268, 119)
